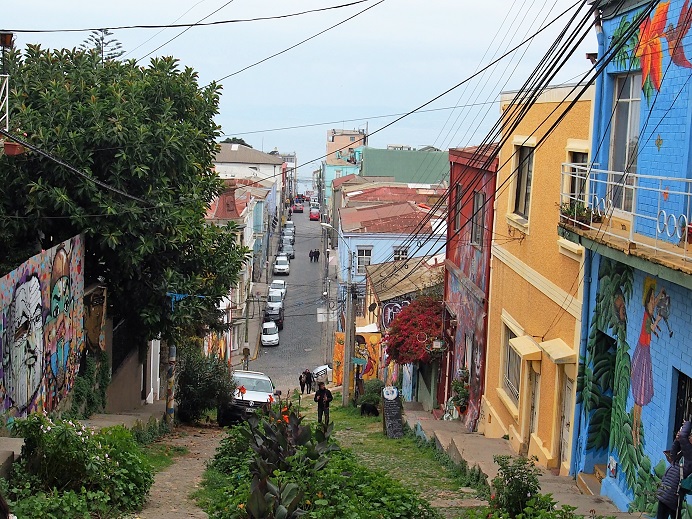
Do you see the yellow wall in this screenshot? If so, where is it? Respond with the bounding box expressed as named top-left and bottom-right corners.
top-left (483, 85), bottom-right (592, 474)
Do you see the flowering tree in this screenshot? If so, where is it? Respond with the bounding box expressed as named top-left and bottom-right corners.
top-left (385, 296), bottom-right (443, 364)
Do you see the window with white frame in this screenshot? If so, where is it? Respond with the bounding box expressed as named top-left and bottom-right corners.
top-left (393, 246), bottom-right (408, 261)
top-left (454, 185), bottom-right (463, 230)
top-left (608, 73), bottom-right (641, 213)
top-left (471, 191), bottom-right (485, 246)
top-left (357, 248), bottom-right (372, 274)
top-left (568, 151), bottom-right (589, 206)
top-left (503, 326), bottom-right (520, 406)
top-left (513, 146), bottom-right (534, 219)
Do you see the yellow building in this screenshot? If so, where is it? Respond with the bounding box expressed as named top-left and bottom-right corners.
top-left (480, 84), bottom-right (593, 475)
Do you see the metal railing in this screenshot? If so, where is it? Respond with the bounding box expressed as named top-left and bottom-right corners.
top-left (560, 163), bottom-right (692, 262)
top-left (0, 75), bottom-right (8, 131)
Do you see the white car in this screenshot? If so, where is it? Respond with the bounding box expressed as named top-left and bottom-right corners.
top-left (273, 256), bottom-right (290, 275)
top-left (269, 280), bottom-right (287, 299)
top-left (312, 364), bottom-right (333, 383)
top-left (266, 289), bottom-right (284, 311)
top-left (218, 371), bottom-right (280, 425)
top-left (261, 321), bottom-right (280, 347)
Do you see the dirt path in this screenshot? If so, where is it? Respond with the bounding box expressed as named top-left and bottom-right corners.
top-left (135, 424), bottom-right (224, 519)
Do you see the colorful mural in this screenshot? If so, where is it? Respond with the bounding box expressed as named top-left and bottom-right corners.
top-left (576, 257), bottom-right (682, 513)
top-left (331, 332), bottom-right (382, 386)
top-left (0, 236), bottom-right (85, 416)
top-left (612, 0), bottom-right (692, 104)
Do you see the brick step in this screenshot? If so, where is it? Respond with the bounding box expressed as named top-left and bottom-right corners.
top-left (577, 471), bottom-right (601, 496)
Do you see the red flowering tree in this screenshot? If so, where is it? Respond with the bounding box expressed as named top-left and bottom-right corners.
top-left (385, 296), bottom-right (443, 364)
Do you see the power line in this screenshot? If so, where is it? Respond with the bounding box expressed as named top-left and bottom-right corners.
top-left (3, 1), bottom-right (375, 33)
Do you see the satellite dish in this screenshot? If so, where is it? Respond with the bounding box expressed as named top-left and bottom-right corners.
top-left (368, 302), bottom-right (377, 313)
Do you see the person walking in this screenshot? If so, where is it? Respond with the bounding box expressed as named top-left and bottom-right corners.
top-left (314, 249), bottom-right (320, 262)
top-left (314, 381), bottom-right (333, 424)
top-left (304, 369), bottom-right (314, 393)
top-left (309, 250), bottom-right (314, 262)
top-left (657, 420), bottom-right (692, 519)
top-left (299, 373), bottom-right (306, 394)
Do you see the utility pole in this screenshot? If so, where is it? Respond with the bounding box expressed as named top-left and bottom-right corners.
top-left (342, 251), bottom-right (355, 407)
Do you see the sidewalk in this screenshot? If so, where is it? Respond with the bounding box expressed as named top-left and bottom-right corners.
top-left (402, 401), bottom-right (631, 518)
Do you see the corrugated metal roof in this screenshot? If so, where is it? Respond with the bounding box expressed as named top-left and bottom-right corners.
top-left (214, 143), bottom-right (284, 165)
top-left (366, 256), bottom-right (444, 302)
top-left (360, 147), bottom-right (449, 183)
top-left (339, 202), bottom-right (444, 234)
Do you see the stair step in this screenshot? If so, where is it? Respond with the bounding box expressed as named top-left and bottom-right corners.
top-left (577, 472), bottom-right (601, 496)
top-left (594, 464), bottom-right (607, 482)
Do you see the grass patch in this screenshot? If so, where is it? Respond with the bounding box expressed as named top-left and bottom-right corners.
top-left (142, 443), bottom-right (189, 472)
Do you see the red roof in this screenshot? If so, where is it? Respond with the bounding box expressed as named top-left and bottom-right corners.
top-left (340, 201), bottom-right (443, 234)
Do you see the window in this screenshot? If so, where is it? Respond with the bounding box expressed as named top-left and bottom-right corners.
top-left (357, 248), bottom-right (372, 274)
top-left (513, 146), bottom-right (534, 219)
top-left (350, 136), bottom-right (356, 142)
top-left (609, 73), bottom-right (641, 212)
top-left (568, 151), bottom-right (589, 205)
top-left (393, 246), bottom-right (408, 261)
top-left (471, 191), bottom-right (485, 246)
top-left (335, 169), bottom-right (342, 178)
top-left (454, 185), bottom-right (463, 230)
top-left (503, 326), bottom-right (520, 406)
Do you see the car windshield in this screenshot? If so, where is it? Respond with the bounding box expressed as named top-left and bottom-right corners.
top-left (263, 324), bottom-right (278, 335)
top-left (276, 258), bottom-right (288, 265)
top-left (235, 376), bottom-right (274, 393)
top-left (270, 282), bottom-right (284, 290)
top-left (268, 293), bottom-right (282, 302)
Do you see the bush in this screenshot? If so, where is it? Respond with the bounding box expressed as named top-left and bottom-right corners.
top-left (357, 378), bottom-right (385, 406)
top-left (489, 455), bottom-right (541, 518)
top-left (7, 414), bottom-right (153, 517)
top-left (176, 342), bottom-right (235, 423)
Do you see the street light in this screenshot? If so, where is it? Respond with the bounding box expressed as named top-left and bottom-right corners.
top-left (321, 222), bottom-right (356, 407)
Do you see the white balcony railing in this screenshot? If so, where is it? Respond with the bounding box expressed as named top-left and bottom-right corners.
top-left (1, 74), bottom-right (8, 131)
top-left (560, 163), bottom-right (692, 263)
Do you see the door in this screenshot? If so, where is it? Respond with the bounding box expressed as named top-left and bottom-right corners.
top-left (529, 369), bottom-right (540, 435)
top-left (560, 377), bottom-right (574, 465)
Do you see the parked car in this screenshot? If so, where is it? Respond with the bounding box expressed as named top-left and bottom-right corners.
top-left (281, 233), bottom-right (295, 246)
top-left (218, 371), bottom-right (280, 426)
top-left (292, 203), bottom-right (304, 213)
top-left (309, 208), bottom-right (320, 221)
top-left (273, 256), bottom-right (290, 275)
top-left (261, 321), bottom-right (280, 347)
top-left (269, 280), bottom-right (287, 299)
top-left (266, 289), bottom-right (284, 311)
top-left (284, 221), bottom-right (295, 232)
top-left (282, 244), bottom-right (295, 259)
top-left (313, 364), bottom-right (333, 383)
top-left (264, 306), bottom-right (284, 330)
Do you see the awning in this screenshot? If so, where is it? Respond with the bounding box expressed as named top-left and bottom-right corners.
top-left (356, 323), bottom-right (380, 333)
top-left (539, 338), bottom-right (577, 364)
top-left (509, 335), bottom-right (542, 360)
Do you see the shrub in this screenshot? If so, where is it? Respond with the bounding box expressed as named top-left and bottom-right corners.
top-left (357, 378), bottom-right (385, 406)
top-left (176, 342), bottom-right (235, 423)
top-left (7, 414), bottom-right (153, 517)
top-left (489, 455), bottom-right (541, 518)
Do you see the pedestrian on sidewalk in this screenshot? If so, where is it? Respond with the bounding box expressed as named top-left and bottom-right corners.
top-left (314, 249), bottom-right (320, 262)
top-left (299, 373), bottom-right (306, 394)
top-left (309, 250), bottom-right (314, 262)
top-left (304, 369), bottom-right (314, 393)
top-left (314, 381), bottom-right (333, 424)
top-left (656, 420), bottom-right (692, 519)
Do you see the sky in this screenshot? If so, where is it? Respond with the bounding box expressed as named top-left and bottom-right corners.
top-left (2, 0), bottom-right (597, 185)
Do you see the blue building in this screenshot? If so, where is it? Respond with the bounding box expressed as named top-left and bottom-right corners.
top-left (561, 0), bottom-right (692, 513)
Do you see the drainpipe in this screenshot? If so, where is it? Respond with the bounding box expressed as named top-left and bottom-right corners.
top-left (571, 247), bottom-right (592, 476)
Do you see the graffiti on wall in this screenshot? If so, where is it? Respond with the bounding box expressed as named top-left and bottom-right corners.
top-left (332, 332), bottom-right (382, 386)
top-left (380, 299), bottom-right (409, 330)
top-left (84, 286), bottom-right (107, 352)
top-left (0, 236), bottom-right (84, 416)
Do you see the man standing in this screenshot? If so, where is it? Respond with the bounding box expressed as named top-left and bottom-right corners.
top-left (314, 381), bottom-right (333, 424)
top-left (304, 369), bottom-right (314, 393)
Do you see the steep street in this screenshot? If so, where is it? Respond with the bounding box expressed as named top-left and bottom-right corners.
top-left (249, 211), bottom-right (330, 395)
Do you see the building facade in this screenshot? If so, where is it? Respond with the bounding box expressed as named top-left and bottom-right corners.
top-left (443, 144), bottom-right (498, 432)
top-left (562, 1), bottom-right (692, 513)
top-left (482, 84), bottom-right (593, 476)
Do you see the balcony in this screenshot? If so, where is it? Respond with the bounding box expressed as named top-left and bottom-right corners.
top-left (559, 163), bottom-right (692, 275)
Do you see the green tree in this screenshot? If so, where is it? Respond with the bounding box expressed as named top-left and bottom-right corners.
top-left (79, 29), bottom-right (125, 63)
top-left (221, 136), bottom-right (252, 148)
top-left (0, 46), bottom-right (249, 344)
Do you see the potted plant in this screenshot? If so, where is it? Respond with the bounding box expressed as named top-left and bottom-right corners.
top-left (559, 202), bottom-right (591, 228)
top-left (3, 140), bottom-right (24, 156)
top-left (451, 378), bottom-right (469, 413)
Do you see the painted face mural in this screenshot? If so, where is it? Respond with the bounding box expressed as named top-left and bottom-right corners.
top-left (3, 274), bottom-right (44, 413)
top-left (45, 248), bottom-right (74, 408)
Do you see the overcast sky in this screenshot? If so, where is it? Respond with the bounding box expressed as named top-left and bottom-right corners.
top-left (3, 1), bottom-right (596, 183)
